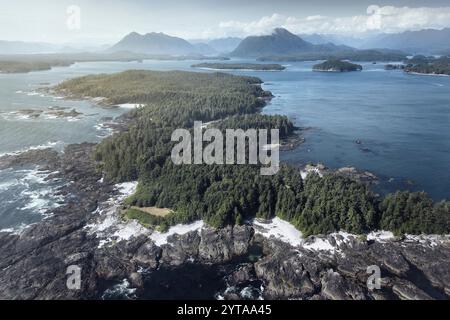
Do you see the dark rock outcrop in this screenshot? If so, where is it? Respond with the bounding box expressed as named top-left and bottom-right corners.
top-left (0, 143), bottom-right (449, 300)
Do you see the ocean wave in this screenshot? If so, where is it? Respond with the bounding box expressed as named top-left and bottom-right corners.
top-left (0, 108), bottom-right (83, 122)
top-left (102, 279), bottom-right (137, 300)
top-left (17, 169), bottom-right (65, 215)
top-left (0, 141), bottom-right (64, 158)
top-left (0, 179), bottom-right (19, 191)
top-left (94, 122), bottom-right (114, 137)
top-left (85, 182), bottom-right (149, 248)
top-left (0, 223), bottom-right (30, 235)
top-left (0, 167), bottom-right (65, 234)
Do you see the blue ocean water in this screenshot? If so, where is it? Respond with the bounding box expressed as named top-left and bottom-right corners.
top-left (0, 59), bottom-right (449, 231)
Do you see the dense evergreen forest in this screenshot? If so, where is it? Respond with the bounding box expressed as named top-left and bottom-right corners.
top-left (57, 70), bottom-right (449, 235)
top-left (313, 60), bottom-right (363, 72)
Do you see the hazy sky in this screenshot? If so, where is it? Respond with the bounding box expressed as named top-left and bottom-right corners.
top-left (1, 0), bottom-right (450, 44)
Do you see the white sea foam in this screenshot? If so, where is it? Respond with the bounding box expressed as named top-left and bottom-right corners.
top-left (0, 180), bottom-right (18, 191)
top-left (149, 220), bottom-right (205, 247)
top-left (101, 279), bottom-right (136, 300)
top-left (367, 230), bottom-right (395, 242)
top-left (85, 181), bottom-right (150, 248)
top-left (403, 234), bottom-right (450, 247)
top-left (253, 217), bottom-right (303, 247)
top-left (0, 110), bottom-right (82, 122)
top-left (0, 223), bottom-right (29, 235)
top-left (0, 141), bottom-right (64, 158)
top-left (302, 237), bottom-right (337, 252)
top-left (117, 103), bottom-right (144, 109)
top-left (0, 168), bottom-right (63, 234)
top-left (17, 169), bottom-right (64, 216)
top-left (300, 165), bottom-right (324, 180)
top-left (252, 217), bottom-right (359, 254)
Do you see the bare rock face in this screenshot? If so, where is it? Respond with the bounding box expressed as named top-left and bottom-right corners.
top-left (368, 242), bottom-right (410, 276)
top-left (198, 226), bottom-right (254, 263)
top-left (131, 241), bottom-right (161, 269)
top-left (249, 234), bottom-right (450, 300)
top-left (228, 263), bottom-right (256, 285)
top-left (400, 243), bottom-right (450, 296)
top-left (254, 246), bottom-right (316, 299)
top-left (0, 143), bottom-right (449, 300)
top-left (160, 232), bottom-right (201, 266)
top-left (392, 279), bottom-right (432, 300)
top-left (320, 269), bottom-right (367, 300)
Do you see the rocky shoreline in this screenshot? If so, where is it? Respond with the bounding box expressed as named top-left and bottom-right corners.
top-left (0, 143), bottom-right (449, 300)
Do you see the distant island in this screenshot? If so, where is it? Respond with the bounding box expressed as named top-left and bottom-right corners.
top-left (191, 62), bottom-right (286, 71)
top-left (0, 59), bottom-right (73, 73)
top-left (0, 52), bottom-right (229, 74)
top-left (313, 60), bottom-right (363, 72)
top-left (404, 55), bottom-right (450, 76)
top-left (258, 49), bottom-right (407, 62)
top-left (385, 64), bottom-right (405, 70)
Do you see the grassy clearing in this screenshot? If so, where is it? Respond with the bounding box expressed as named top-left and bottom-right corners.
top-left (124, 207), bottom-right (170, 231)
top-left (130, 206), bottom-right (172, 217)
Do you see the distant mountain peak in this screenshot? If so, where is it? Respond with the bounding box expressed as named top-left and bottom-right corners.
top-left (124, 31), bottom-right (141, 39)
top-left (272, 27), bottom-right (294, 36)
top-left (110, 31), bottom-right (196, 55)
top-left (230, 27), bottom-right (314, 57)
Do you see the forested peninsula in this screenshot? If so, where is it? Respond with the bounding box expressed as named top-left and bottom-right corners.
top-left (54, 70), bottom-right (449, 236)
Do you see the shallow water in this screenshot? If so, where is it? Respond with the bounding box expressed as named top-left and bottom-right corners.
top-left (1, 58), bottom-right (449, 230)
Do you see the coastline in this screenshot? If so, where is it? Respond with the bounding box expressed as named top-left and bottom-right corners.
top-left (406, 71), bottom-right (450, 77)
top-left (0, 68), bottom-right (449, 300)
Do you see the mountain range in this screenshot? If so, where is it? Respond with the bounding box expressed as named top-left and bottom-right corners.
top-left (3, 27), bottom-right (450, 57)
top-left (301, 28), bottom-right (450, 54)
top-left (359, 28), bottom-right (450, 54)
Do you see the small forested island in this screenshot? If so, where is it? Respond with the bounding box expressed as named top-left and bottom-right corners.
top-left (404, 55), bottom-right (450, 76)
top-left (0, 59), bottom-right (73, 73)
top-left (191, 62), bottom-right (286, 71)
top-left (313, 60), bottom-right (362, 72)
top-left (54, 69), bottom-right (448, 237)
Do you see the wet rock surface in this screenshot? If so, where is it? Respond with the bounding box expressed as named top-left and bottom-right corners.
top-left (0, 143), bottom-right (449, 300)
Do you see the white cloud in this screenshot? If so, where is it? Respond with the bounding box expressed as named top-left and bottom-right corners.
top-left (208, 6), bottom-right (450, 38)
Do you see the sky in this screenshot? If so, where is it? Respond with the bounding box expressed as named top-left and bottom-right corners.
top-left (1, 0), bottom-right (450, 44)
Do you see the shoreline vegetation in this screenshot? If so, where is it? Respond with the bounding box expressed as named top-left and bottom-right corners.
top-left (191, 63), bottom-right (286, 71)
top-left (53, 70), bottom-right (449, 237)
top-left (313, 60), bottom-right (363, 72)
top-left (404, 55), bottom-right (450, 76)
top-left (382, 55), bottom-right (450, 76)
